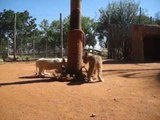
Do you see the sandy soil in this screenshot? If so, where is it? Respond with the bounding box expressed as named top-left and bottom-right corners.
top-left (0, 61), bottom-right (160, 120)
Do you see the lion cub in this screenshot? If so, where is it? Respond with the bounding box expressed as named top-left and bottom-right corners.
top-left (82, 52), bottom-right (104, 82)
top-left (35, 58), bottom-right (67, 77)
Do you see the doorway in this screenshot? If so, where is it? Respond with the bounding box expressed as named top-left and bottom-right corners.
top-left (143, 35), bottom-right (160, 61)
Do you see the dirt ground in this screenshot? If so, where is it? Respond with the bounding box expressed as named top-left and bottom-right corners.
top-left (0, 60), bottom-right (160, 120)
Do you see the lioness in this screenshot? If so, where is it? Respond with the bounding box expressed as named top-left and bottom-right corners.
top-left (35, 58), bottom-right (67, 77)
top-left (82, 52), bottom-right (104, 82)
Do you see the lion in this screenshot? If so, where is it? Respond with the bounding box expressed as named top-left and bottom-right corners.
top-left (35, 58), bottom-right (67, 77)
top-left (82, 52), bottom-right (104, 82)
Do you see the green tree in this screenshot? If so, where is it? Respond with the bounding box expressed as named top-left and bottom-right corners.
top-left (135, 8), bottom-right (153, 24)
top-left (63, 16), bottom-right (70, 50)
top-left (39, 19), bottom-right (50, 57)
top-left (39, 19), bottom-right (62, 57)
top-left (82, 16), bottom-right (97, 48)
top-left (154, 11), bottom-right (160, 25)
top-left (50, 20), bottom-right (61, 56)
top-left (0, 10), bottom-right (15, 52)
top-left (0, 9), bottom-right (37, 56)
top-left (60, 16), bottom-right (97, 49)
top-left (16, 11), bottom-right (37, 55)
top-left (97, 0), bottom-right (140, 46)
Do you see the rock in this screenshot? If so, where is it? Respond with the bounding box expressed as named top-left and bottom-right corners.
top-left (90, 113), bottom-right (96, 117)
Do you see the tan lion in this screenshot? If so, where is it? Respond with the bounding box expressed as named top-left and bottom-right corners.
top-left (82, 52), bottom-right (104, 82)
top-left (35, 58), bottom-right (67, 77)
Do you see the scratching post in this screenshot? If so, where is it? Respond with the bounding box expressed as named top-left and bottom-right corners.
top-left (67, 0), bottom-right (85, 75)
top-left (67, 29), bottom-right (84, 75)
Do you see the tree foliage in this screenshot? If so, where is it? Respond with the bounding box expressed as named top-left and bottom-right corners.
top-left (61, 16), bottom-right (97, 48)
top-left (0, 9), bottom-right (37, 54)
top-left (81, 16), bottom-right (97, 48)
top-left (155, 11), bottom-right (160, 25)
top-left (0, 8), bottom-right (98, 58)
top-left (97, 0), bottom-right (140, 47)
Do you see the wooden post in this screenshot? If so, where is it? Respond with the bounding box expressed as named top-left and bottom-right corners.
top-left (13, 13), bottom-right (16, 61)
top-left (45, 39), bottom-right (48, 58)
top-left (67, 0), bottom-right (84, 75)
top-left (139, 7), bottom-right (142, 24)
top-left (70, 0), bottom-right (81, 30)
top-left (33, 39), bottom-right (35, 58)
top-left (60, 13), bottom-right (63, 58)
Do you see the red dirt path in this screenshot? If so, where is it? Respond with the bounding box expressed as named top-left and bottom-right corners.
top-left (0, 61), bottom-right (160, 120)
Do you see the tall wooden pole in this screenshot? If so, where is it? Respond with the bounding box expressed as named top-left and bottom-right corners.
top-left (67, 0), bottom-right (84, 75)
top-left (33, 39), bottom-right (35, 58)
top-left (13, 13), bottom-right (17, 61)
top-left (60, 13), bottom-right (63, 58)
top-left (70, 0), bottom-right (81, 30)
top-left (139, 7), bottom-right (142, 24)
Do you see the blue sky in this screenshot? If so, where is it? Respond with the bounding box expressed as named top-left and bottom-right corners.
top-left (0, 0), bottom-right (160, 25)
top-left (0, 0), bottom-right (160, 23)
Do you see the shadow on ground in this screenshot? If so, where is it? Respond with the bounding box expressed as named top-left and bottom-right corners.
top-left (103, 69), bottom-right (160, 82)
top-left (0, 77), bottom-right (57, 87)
top-left (103, 59), bottom-right (160, 64)
top-left (0, 75), bottom-right (99, 87)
